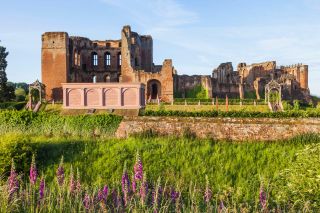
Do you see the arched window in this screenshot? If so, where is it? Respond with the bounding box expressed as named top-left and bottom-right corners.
top-left (77, 51), bottom-right (81, 66)
top-left (105, 52), bottom-right (111, 67)
top-left (118, 52), bottom-right (121, 67)
top-left (93, 75), bottom-right (97, 83)
top-left (74, 51), bottom-right (78, 66)
top-left (92, 52), bottom-right (98, 67)
top-left (105, 75), bottom-right (110, 82)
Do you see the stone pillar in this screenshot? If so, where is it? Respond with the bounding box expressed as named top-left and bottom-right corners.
top-left (63, 88), bottom-right (67, 107)
top-left (239, 83), bottom-right (244, 99)
top-left (118, 88), bottom-right (122, 106)
top-left (81, 89), bottom-right (85, 106)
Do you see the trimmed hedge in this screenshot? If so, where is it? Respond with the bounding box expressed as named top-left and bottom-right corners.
top-left (142, 109), bottom-right (320, 118)
top-left (172, 98), bottom-right (266, 105)
top-left (0, 110), bottom-right (122, 137)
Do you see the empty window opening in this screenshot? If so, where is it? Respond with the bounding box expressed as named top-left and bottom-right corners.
top-left (105, 75), bottom-right (111, 82)
top-left (93, 75), bottom-right (97, 83)
top-left (92, 52), bottom-right (98, 67)
top-left (77, 52), bottom-right (81, 66)
top-left (105, 52), bottom-right (111, 67)
top-left (74, 52), bottom-right (78, 66)
top-left (118, 52), bottom-right (121, 67)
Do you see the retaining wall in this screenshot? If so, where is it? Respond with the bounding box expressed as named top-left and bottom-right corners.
top-left (116, 116), bottom-right (320, 140)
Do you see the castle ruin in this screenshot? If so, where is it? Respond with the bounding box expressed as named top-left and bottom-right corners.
top-left (42, 26), bottom-right (311, 103)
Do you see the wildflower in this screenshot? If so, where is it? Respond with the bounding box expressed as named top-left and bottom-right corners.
top-left (97, 189), bottom-right (104, 202)
top-left (97, 185), bottom-right (108, 202)
top-left (69, 166), bottom-right (75, 194)
top-left (102, 185), bottom-right (108, 200)
top-left (204, 175), bottom-right (212, 203)
top-left (259, 186), bottom-right (267, 209)
top-left (132, 177), bottom-right (137, 193)
top-left (122, 171), bottom-right (130, 193)
top-left (219, 200), bottom-right (226, 212)
top-left (76, 168), bottom-right (81, 193)
top-left (139, 172), bottom-right (148, 206)
top-left (112, 189), bottom-right (119, 208)
top-left (56, 156), bottom-right (64, 187)
top-left (8, 159), bottom-right (19, 199)
top-left (83, 193), bottom-right (91, 210)
top-left (122, 170), bottom-right (130, 206)
top-left (170, 188), bottom-right (179, 203)
top-left (39, 177), bottom-right (45, 200)
top-left (134, 152), bottom-right (143, 181)
top-left (29, 154), bottom-right (37, 185)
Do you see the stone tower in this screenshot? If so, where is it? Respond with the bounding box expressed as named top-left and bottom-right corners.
top-left (41, 32), bottom-right (69, 100)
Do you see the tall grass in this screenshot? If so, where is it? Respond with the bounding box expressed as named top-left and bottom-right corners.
top-left (2, 139), bottom-right (320, 212)
top-left (1, 134), bottom-right (319, 207)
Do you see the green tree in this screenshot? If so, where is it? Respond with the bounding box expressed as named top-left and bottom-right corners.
top-left (0, 43), bottom-right (15, 102)
top-left (15, 87), bottom-right (26, 101)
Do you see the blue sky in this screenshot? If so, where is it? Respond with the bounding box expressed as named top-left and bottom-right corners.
top-left (1, 0), bottom-right (320, 95)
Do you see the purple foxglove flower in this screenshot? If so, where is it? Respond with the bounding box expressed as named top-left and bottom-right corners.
top-left (39, 177), bottom-right (45, 200)
top-left (56, 156), bottom-right (64, 187)
top-left (204, 188), bottom-right (212, 203)
top-left (69, 173), bottom-right (75, 194)
top-left (132, 178), bottom-right (137, 193)
top-left (121, 171), bottom-right (130, 193)
top-left (103, 185), bottom-right (108, 200)
top-left (170, 188), bottom-right (179, 203)
top-left (259, 187), bottom-right (267, 209)
top-left (83, 193), bottom-right (91, 210)
top-left (8, 160), bottom-right (19, 198)
top-left (134, 153), bottom-right (143, 181)
top-left (29, 155), bottom-right (37, 185)
top-left (112, 189), bottom-right (118, 208)
top-left (204, 175), bottom-right (212, 203)
top-left (97, 189), bottom-right (104, 202)
top-left (219, 200), bottom-right (226, 211)
top-left (140, 181), bottom-right (148, 200)
top-left (76, 169), bottom-right (81, 193)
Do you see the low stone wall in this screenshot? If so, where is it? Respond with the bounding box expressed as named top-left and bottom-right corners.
top-left (116, 116), bottom-right (320, 141)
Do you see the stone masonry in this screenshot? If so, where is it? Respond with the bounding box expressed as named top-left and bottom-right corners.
top-left (116, 116), bottom-right (320, 141)
top-left (42, 26), bottom-right (311, 103)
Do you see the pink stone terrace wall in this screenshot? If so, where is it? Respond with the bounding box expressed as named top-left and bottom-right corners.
top-left (62, 83), bottom-right (145, 109)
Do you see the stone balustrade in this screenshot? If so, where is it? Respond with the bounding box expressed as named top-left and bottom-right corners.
top-left (62, 83), bottom-right (145, 109)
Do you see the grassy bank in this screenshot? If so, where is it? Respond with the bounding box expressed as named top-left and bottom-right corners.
top-left (1, 134), bottom-right (319, 207)
top-left (0, 110), bottom-right (122, 137)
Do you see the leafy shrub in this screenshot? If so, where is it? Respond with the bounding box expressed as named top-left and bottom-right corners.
top-left (0, 134), bottom-right (36, 175)
top-left (173, 98), bottom-right (265, 105)
top-left (293, 100), bottom-right (300, 110)
top-left (282, 101), bottom-right (293, 110)
top-left (0, 110), bottom-right (122, 137)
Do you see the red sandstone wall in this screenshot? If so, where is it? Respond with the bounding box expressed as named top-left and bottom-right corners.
top-left (42, 32), bottom-right (69, 101)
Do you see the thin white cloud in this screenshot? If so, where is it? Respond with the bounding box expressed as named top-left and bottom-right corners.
top-left (100, 0), bottom-right (198, 29)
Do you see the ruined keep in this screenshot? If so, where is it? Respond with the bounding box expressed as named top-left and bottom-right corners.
top-left (42, 26), bottom-right (311, 103)
top-left (42, 26), bottom-right (174, 102)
